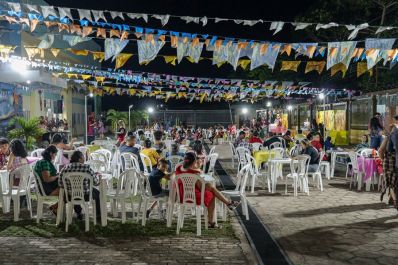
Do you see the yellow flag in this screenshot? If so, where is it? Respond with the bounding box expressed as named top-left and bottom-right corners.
top-left (30, 19), bottom-right (39, 32)
top-left (115, 53), bottom-right (133, 69)
top-left (91, 51), bottom-right (105, 62)
top-left (50, 48), bottom-right (60, 57)
top-left (68, 49), bottom-right (89, 56)
top-left (280, 44), bottom-right (292, 56)
top-left (81, 74), bottom-right (91, 80)
top-left (238, 59), bottom-right (251, 70)
top-left (217, 61), bottom-right (226, 68)
top-left (200, 93), bottom-right (207, 103)
top-left (129, 89), bottom-right (136, 96)
top-left (357, 62), bottom-right (373, 77)
top-left (305, 61), bottom-right (326, 74)
top-left (82, 26), bottom-right (93, 37)
top-left (331, 63), bottom-right (347, 77)
top-left (67, 73), bottom-right (78, 79)
top-left (280, 61), bottom-right (300, 72)
top-left (95, 76), bottom-right (105, 83)
top-left (163, 55), bottom-right (177, 66)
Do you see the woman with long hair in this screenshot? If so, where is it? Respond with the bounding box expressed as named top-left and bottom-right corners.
top-left (7, 139), bottom-right (28, 186)
top-left (175, 152), bottom-right (239, 228)
top-left (34, 145), bottom-right (60, 214)
top-left (116, 120), bottom-right (126, 146)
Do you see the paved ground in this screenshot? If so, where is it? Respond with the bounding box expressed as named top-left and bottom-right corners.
top-left (213, 143), bottom-right (398, 265)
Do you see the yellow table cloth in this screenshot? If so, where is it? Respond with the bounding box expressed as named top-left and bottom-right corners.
top-left (87, 145), bottom-right (101, 153)
top-left (253, 150), bottom-right (276, 167)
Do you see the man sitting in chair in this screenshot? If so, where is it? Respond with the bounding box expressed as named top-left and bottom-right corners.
top-left (59, 151), bottom-right (101, 221)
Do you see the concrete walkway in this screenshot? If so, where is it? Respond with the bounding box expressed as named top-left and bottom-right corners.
top-left (213, 143), bottom-right (398, 265)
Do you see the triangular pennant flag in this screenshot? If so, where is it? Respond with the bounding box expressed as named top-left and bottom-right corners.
top-left (330, 63), bottom-right (347, 77)
top-left (280, 61), bottom-right (301, 72)
top-left (50, 48), bottom-right (60, 57)
top-left (81, 74), bottom-right (92, 80)
top-left (115, 53), bottom-right (133, 69)
top-left (305, 61), bottom-right (326, 74)
top-left (110, 11), bottom-right (124, 20)
top-left (82, 26), bottom-right (93, 37)
top-left (97, 28), bottom-right (107, 38)
top-left (68, 49), bottom-right (89, 56)
top-left (292, 22), bottom-right (312, 30)
top-left (41, 6), bottom-right (58, 18)
top-left (38, 34), bottom-right (54, 49)
top-left (163, 55), bottom-right (177, 66)
top-left (270, 21), bottom-right (284, 35)
top-left (91, 51), bottom-right (105, 62)
top-left (152, 14), bottom-right (170, 26)
top-left (91, 10), bottom-right (107, 22)
top-left (8, 2), bottom-right (21, 13)
top-left (30, 19), bottom-right (39, 32)
top-left (104, 38), bottom-right (129, 61)
top-left (357, 62), bottom-right (373, 77)
top-left (58, 7), bottom-right (73, 19)
top-left (77, 9), bottom-right (92, 20)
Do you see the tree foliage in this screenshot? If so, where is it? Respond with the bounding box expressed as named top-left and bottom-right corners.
top-left (8, 117), bottom-right (45, 150)
top-left (106, 109), bottom-right (128, 132)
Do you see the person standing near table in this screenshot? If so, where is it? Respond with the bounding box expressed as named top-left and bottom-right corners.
top-left (369, 112), bottom-right (384, 149)
top-left (389, 115), bottom-right (398, 207)
top-left (380, 124), bottom-right (397, 207)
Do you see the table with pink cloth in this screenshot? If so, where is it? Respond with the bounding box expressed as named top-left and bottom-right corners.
top-left (26, 156), bottom-right (41, 164)
top-left (357, 156), bottom-right (383, 191)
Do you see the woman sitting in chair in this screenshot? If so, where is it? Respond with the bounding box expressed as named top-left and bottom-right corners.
top-left (34, 145), bottom-right (60, 214)
top-left (175, 152), bottom-right (240, 228)
top-left (7, 139), bottom-right (28, 186)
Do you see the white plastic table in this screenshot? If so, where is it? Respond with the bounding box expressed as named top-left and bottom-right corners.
top-left (330, 151), bottom-right (350, 178)
top-left (269, 158), bottom-right (292, 193)
top-left (0, 170), bottom-right (10, 213)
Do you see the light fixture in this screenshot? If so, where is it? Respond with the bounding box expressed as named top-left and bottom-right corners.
top-left (148, 107), bottom-right (154, 113)
top-left (266, 101), bottom-right (272, 107)
top-left (26, 80), bottom-right (31, 84)
top-left (241, 107), bottom-right (248, 114)
top-left (129, 104), bottom-right (133, 108)
top-left (11, 60), bottom-right (29, 74)
top-left (88, 92), bottom-right (94, 98)
top-left (318, 93), bottom-right (325, 100)
top-left (287, 105), bottom-right (293, 111)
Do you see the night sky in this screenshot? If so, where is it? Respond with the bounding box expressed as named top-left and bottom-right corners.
top-left (44, 0), bottom-right (317, 111)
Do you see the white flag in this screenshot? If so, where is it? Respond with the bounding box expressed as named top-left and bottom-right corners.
top-left (270, 21), bottom-right (284, 35)
top-left (58, 7), bottom-right (73, 19)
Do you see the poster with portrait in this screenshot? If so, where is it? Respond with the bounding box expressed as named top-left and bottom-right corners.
top-left (334, 110), bottom-right (346, 131)
top-left (0, 83), bottom-right (23, 137)
top-left (325, 110), bottom-right (335, 131)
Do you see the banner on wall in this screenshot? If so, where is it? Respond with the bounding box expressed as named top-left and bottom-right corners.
top-left (0, 83), bottom-right (23, 137)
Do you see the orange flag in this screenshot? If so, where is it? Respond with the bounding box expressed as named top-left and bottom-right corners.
top-left (115, 53), bottom-right (133, 69)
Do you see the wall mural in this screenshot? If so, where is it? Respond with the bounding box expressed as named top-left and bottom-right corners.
top-left (0, 83), bottom-right (23, 137)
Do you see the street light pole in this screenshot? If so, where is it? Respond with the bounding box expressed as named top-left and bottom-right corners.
top-left (84, 93), bottom-right (94, 145)
top-left (128, 105), bottom-right (133, 130)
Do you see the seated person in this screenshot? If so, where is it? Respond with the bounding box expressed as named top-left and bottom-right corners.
top-left (192, 140), bottom-right (206, 169)
top-left (59, 151), bottom-right (100, 220)
top-left (295, 129), bottom-right (306, 143)
top-left (0, 138), bottom-right (10, 169)
top-left (51, 133), bottom-right (74, 168)
top-left (324, 136), bottom-right (334, 151)
top-left (248, 131), bottom-right (263, 144)
top-left (300, 139), bottom-right (320, 172)
top-left (137, 130), bottom-right (146, 144)
top-left (34, 145), bottom-right (60, 214)
top-left (234, 131), bottom-right (247, 147)
top-left (146, 159), bottom-right (171, 217)
top-left (119, 135), bottom-right (144, 171)
top-left (140, 139), bottom-right (160, 169)
top-left (283, 130), bottom-right (294, 147)
top-left (310, 133), bottom-right (323, 152)
top-left (263, 133), bottom-right (281, 148)
top-left (355, 135), bottom-right (370, 151)
top-left (175, 152), bottom-right (240, 228)
top-left (153, 130), bottom-right (165, 154)
top-left (7, 139), bottom-right (28, 186)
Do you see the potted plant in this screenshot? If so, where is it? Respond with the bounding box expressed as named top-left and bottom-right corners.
top-left (8, 117), bottom-right (45, 150)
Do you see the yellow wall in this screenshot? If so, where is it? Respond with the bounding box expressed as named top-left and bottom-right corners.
top-left (350, 129), bottom-right (369, 144)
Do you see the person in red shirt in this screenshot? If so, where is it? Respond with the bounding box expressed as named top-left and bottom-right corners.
top-left (311, 133), bottom-right (328, 160)
top-left (175, 152), bottom-right (240, 228)
top-left (248, 131), bottom-right (263, 144)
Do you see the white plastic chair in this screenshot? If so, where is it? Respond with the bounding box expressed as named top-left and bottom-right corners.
top-left (33, 171), bottom-right (58, 223)
top-left (174, 173), bottom-right (208, 236)
top-left (89, 152), bottom-right (109, 170)
top-left (107, 169), bottom-right (138, 223)
top-left (62, 172), bottom-right (96, 232)
top-left (31, 148), bottom-right (45, 158)
top-left (209, 146), bottom-right (216, 155)
top-left (166, 155), bottom-right (184, 172)
top-left (269, 142), bottom-right (282, 149)
top-left (94, 149), bottom-right (112, 169)
top-left (307, 151), bottom-right (325, 192)
top-left (235, 147), bottom-right (250, 171)
top-left (120, 152), bottom-right (135, 171)
top-left (2, 165), bottom-right (32, 221)
top-left (272, 147), bottom-right (285, 158)
top-left (245, 154), bottom-right (270, 193)
top-left (360, 148), bottom-right (375, 157)
top-left (229, 142), bottom-right (238, 169)
top-left (203, 153), bottom-right (219, 177)
top-left (251, 143), bottom-right (262, 152)
top-left (286, 155), bottom-right (310, 196)
top-left (221, 165), bottom-right (250, 220)
top-left (348, 152), bottom-right (364, 190)
top-left (140, 153), bottom-right (153, 176)
top-left (138, 172), bottom-right (169, 226)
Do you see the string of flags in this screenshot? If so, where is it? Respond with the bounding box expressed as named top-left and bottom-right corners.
top-left (2, 1), bottom-right (397, 39)
top-left (0, 55), bottom-right (348, 102)
top-left (2, 6), bottom-right (398, 73)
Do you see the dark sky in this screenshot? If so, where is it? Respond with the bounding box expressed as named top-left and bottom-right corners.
top-left (45, 0), bottom-right (315, 111)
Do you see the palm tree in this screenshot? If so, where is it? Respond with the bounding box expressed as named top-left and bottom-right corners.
top-left (8, 117), bottom-right (45, 150)
top-left (106, 109), bottom-right (128, 132)
top-left (129, 110), bottom-right (149, 129)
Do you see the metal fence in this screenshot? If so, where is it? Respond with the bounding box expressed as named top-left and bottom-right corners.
top-left (152, 109), bottom-right (234, 127)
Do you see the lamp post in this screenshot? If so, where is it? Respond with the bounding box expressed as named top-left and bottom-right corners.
top-left (241, 107), bottom-right (248, 127)
top-left (266, 101), bottom-right (272, 134)
top-left (287, 105), bottom-right (293, 130)
top-left (318, 93), bottom-right (325, 140)
top-left (128, 105), bottom-right (133, 130)
top-left (147, 107), bottom-right (154, 126)
top-left (84, 92), bottom-right (94, 145)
